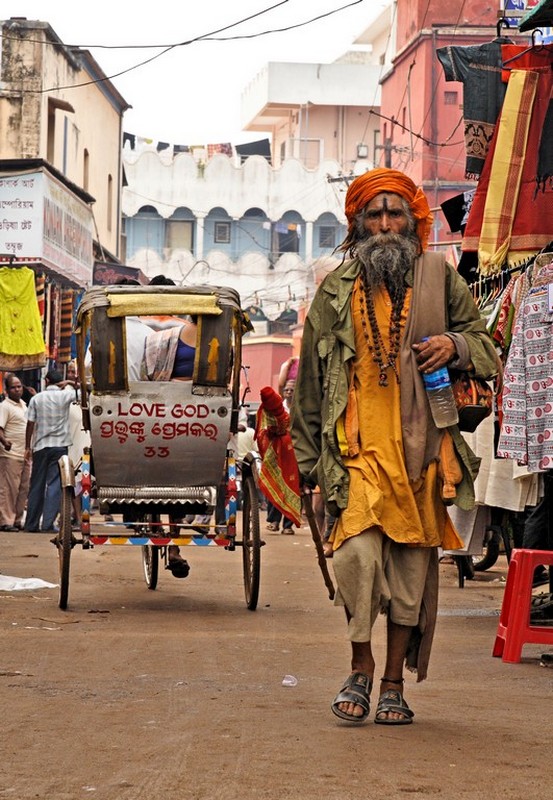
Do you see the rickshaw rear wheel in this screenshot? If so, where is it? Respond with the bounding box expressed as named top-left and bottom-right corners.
top-left (241, 474), bottom-right (261, 610)
top-left (58, 485), bottom-right (73, 610)
top-left (142, 513), bottom-right (160, 590)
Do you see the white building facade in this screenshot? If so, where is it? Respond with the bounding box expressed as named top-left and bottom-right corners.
top-left (122, 54), bottom-right (385, 315)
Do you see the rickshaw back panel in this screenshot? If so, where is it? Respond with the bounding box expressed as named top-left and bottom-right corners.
top-left (89, 381), bottom-right (232, 491)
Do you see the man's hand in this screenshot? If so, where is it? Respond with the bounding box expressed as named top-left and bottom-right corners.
top-left (0, 437), bottom-right (12, 451)
top-left (411, 335), bottom-right (456, 374)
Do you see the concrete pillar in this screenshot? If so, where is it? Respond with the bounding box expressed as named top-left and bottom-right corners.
top-left (195, 214), bottom-right (206, 259)
top-left (305, 221), bottom-right (313, 262)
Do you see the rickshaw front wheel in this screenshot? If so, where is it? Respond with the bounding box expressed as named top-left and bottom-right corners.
top-left (57, 485), bottom-right (73, 609)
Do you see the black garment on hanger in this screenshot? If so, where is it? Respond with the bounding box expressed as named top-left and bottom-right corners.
top-left (436, 36), bottom-right (514, 179)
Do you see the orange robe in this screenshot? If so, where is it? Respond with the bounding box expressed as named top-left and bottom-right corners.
top-left (332, 277), bottom-right (461, 551)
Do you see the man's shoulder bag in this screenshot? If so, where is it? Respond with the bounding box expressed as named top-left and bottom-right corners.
top-left (450, 371), bottom-right (494, 433)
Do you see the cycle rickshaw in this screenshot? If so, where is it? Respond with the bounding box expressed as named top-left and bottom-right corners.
top-left (55, 284), bottom-right (262, 611)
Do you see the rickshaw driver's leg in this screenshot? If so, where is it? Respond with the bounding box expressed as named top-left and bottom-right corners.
top-left (167, 545), bottom-right (190, 578)
top-left (167, 515), bottom-right (190, 578)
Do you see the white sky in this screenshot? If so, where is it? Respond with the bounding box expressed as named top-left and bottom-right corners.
top-left (6, 0), bottom-right (391, 144)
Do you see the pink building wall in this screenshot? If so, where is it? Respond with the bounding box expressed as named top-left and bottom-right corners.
top-left (380, 0), bottom-right (505, 243)
top-left (241, 339), bottom-right (293, 406)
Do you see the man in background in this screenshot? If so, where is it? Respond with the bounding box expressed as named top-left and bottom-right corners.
top-left (0, 374), bottom-right (31, 531)
top-left (24, 369), bottom-right (76, 533)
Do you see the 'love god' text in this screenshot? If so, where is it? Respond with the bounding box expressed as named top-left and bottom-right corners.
top-left (117, 401), bottom-right (211, 419)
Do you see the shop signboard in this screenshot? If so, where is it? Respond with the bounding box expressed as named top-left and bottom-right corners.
top-left (0, 169), bottom-right (93, 286)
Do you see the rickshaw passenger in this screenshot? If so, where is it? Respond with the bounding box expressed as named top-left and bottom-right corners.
top-left (141, 319), bottom-right (197, 381)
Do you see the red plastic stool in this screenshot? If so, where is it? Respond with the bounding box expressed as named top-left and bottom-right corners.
top-left (493, 548), bottom-right (553, 663)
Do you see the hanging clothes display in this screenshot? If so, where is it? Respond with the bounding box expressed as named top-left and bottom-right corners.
top-left (501, 43), bottom-right (553, 192)
top-left (436, 36), bottom-right (513, 179)
top-left (475, 68), bottom-right (539, 271)
top-left (462, 66), bottom-right (553, 272)
top-left (497, 254), bottom-right (553, 472)
top-left (0, 266), bottom-right (46, 370)
top-left (70, 289), bottom-right (84, 361)
top-left (462, 411), bottom-right (539, 510)
top-left (47, 282), bottom-right (61, 361)
top-left (444, 28), bottom-right (553, 527)
top-left (35, 273), bottom-right (45, 323)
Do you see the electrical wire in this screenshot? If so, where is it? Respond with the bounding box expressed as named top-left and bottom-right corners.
top-left (11, 1), bottom-right (364, 94)
top-left (412, 0), bottom-right (468, 141)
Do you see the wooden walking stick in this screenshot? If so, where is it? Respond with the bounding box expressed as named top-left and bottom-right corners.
top-left (302, 490), bottom-right (335, 600)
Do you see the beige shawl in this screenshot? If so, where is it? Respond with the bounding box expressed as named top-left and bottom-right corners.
top-left (399, 252), bottom-right (447, 482)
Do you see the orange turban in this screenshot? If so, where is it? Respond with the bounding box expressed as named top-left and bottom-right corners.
top-left (345, 168), bottom-right (433, 252)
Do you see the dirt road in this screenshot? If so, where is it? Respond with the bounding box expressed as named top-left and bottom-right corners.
top-left (1, 522), bottom-right (551, 800)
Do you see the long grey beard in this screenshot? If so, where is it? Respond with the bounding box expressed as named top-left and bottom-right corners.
top-left (356, 232), bottom-right (419, 296)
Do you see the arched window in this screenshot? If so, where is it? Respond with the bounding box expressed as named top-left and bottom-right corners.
top-left (273, 210), bottom-right (305, 258)
top-left (125, 205), bottom-right (164, 259)
top-left (313, 212), bottom-right (345, 257)
top-left (166, 207), bottom-right (195, 252)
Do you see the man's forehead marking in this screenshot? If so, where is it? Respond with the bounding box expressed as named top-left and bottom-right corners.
top-left (366, 193), bottom-right (403, 211)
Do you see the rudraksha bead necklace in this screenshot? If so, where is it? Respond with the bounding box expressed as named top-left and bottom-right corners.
top-left (358, 270), bottom-right (405, 387)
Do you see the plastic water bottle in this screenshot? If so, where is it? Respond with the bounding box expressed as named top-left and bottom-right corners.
top-left (421, 339), bottom-right (459, 429)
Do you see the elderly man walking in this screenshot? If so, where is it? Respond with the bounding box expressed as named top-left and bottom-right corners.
top-left (0, 374), bottom-right (31, 531)
top-left (24, 369), bottom-right (76, 533)
top-left (291, 168), bottom-right (498, 725)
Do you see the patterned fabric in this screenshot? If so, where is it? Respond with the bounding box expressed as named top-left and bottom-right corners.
top-left (497, 263), bottom-right (553, 471)
top-left (35, 272), bottom-right (45, 322)
top-left (440, 190), bottom-right (475, 234)
top-left (43, 281), bottom-right (51, 355)
top-left (71, 290), bottom-right (84, 360)
top-left (478, 69), bottom-right (538, 273)
top-left (207, 143), bottom-right (232, 158)
top-left (501, 43), bottom-right (553, 191)
top-left (492, 275), bottom-right (517, 349)
top-left (142, 325), bottom-right (184, 381)
top-left (58, 289), bottom-right (75, 363)
top-left (47, 283), bottom-right (61, 361)
top-left (436, 38), bottom-right (512, 179)
top-left (255, 386), bottom-right (301, 526)
top-left (463, 68), bottom-right (553, 271)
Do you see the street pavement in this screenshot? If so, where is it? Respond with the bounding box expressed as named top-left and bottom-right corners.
top-left (0, 515), bottom-right (551, 800)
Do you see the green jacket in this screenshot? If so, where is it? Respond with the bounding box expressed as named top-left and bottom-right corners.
top-left (291, 255), bottom-right (499, 518)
